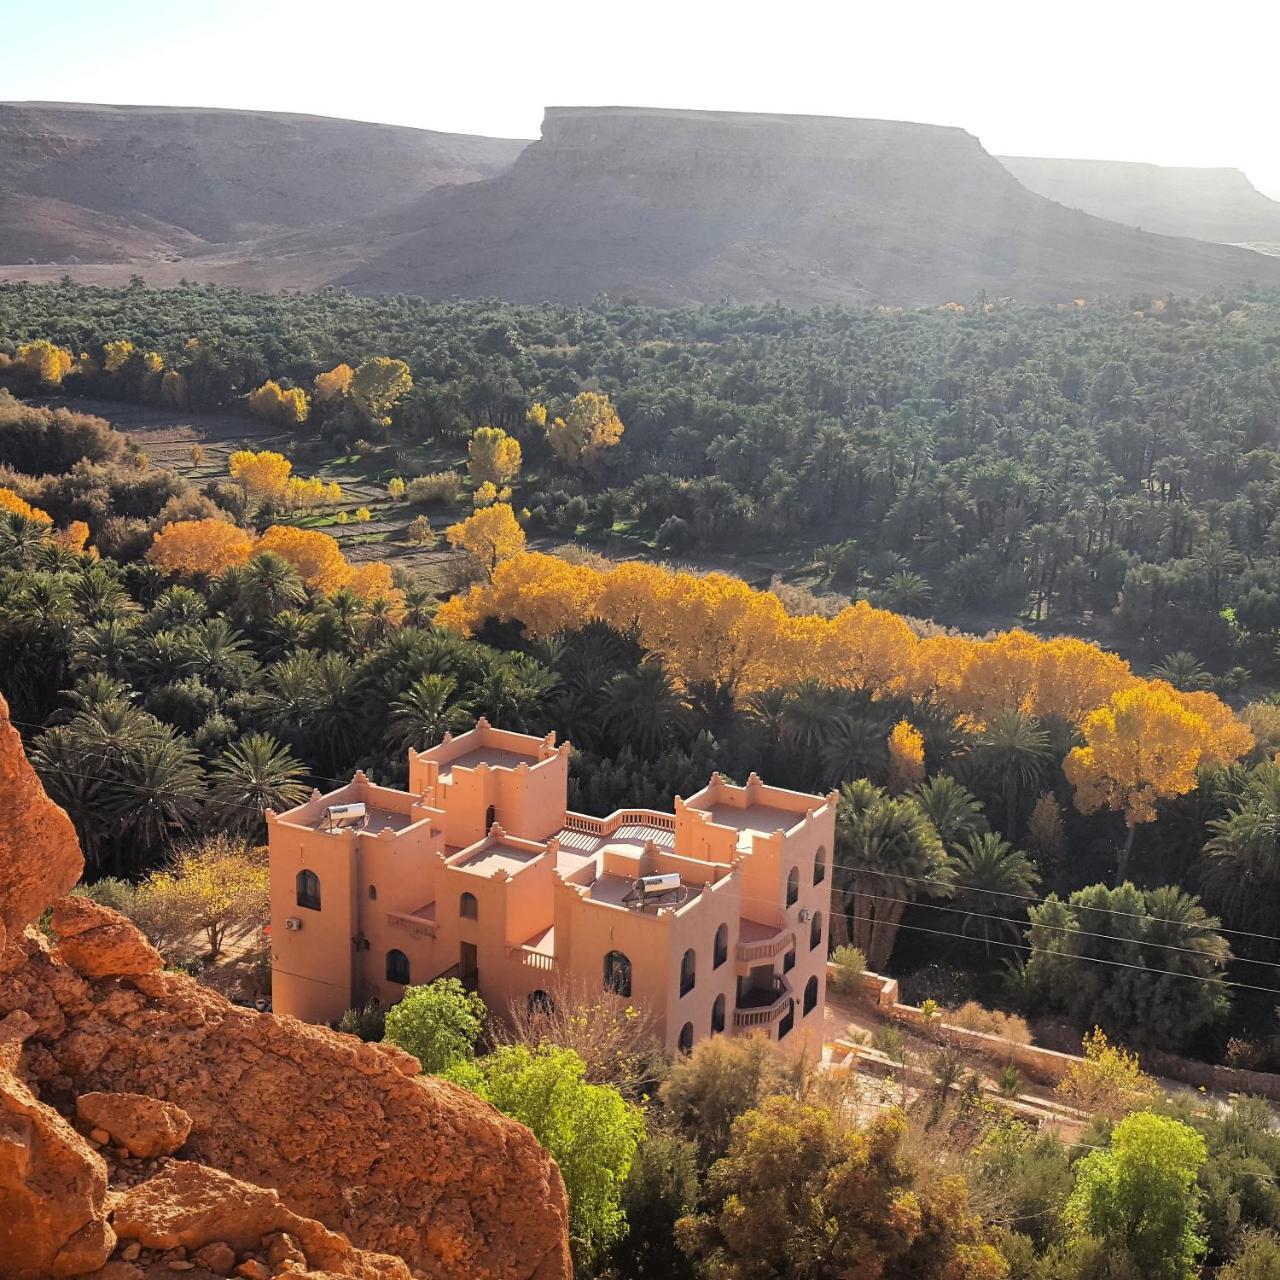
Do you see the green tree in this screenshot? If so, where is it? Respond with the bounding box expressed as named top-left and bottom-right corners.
top-left (449, 1044), bottom-right (644, 1268)
top-left (1066, 1111), bottom-right (1208, 1280)
top-left (208, 732), bottom-right (310, 834)
top-left (952, 832), bottom-right (1040, 950)
top-left (610, 1130), bottom-right (700, 1279)
top-left (389, 673), bottom-right (474, 750)
top-left (382, 978), bottom-right (486, 1074)
top-left (969, 709), bottom-right (1051, 840)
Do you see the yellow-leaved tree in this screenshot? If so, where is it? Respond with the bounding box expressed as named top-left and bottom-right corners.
top-left (256, 525), bottom-right (351, 592)
top-left (248, 380), bottom-right (309, 426)
top-left (351, 357), bottom-right (413, 434)
top-left (160, 369), bottom-right (188, 407)
top-left (146, 519), bottom-right (256, 576)
top-left (0, 487), bottom-right (52, 526)
top-left (313, 362), bottom-right (354, 404)
top-left (543, 391), bottom-right (624, 472)
top-left (102, 339), bottom-right (135, 373)
top-left (16, 340), bottom-right (73, 386)
top-left (886, 720), bottom-right (925, 793)
top-left (228, 450), bottom-right (293, 504)
top-left (468, 426), bottom-right (522, 488)
top-left (1064, 682), bottom-right (1214, 880)
top-left (136, 836), bottom-right (269, 959)
top-left (445, 503), bottom-right (526, 576)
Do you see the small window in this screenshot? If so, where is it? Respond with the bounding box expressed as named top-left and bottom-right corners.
top-left (368, 884), bottom-right (377, 900)
top-left (678, 1021), bottom-right (694, 1055)
top-left (810, 911), bottom-right (823, 951)
top-left (296, 869), bottom-right (321, 911)
top-left (386, 949), bottom-right (410, 984)
top-left (783, 948), bottom-right (796, 974)
top-left (713, 923), bottom-right (729, 969)
top-left (804, 974), bottom-right (819, 1014)
top-left (680, 948), bottom-right (696, 997)
top-left (786, 866), bottom-right (799, 907)
top-left (813, 846), bottom-right (826, 886)
top-left (460, 891), bottom-right (478, 920)
top-left (711, 994), bottom-right (726, 1034)
top-left (604, 950), bottom-right (632, 997)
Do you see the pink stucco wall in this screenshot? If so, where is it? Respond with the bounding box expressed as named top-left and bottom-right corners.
top-left (269, 721), bottom-right (835, 1056)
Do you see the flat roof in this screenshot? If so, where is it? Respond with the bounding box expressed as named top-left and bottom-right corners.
top-left (303, 805), bottom-right (412, 834)
top-left (455, 842), bottom-right (540, 876)
top-left (440, 744), bottom-right (541, 777)
top-left (701, 802), bottom-right (803, 836)
top-left (587, 870), bottom-right (701, 910)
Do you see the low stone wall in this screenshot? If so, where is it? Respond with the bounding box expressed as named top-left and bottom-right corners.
top-left (1143, 1049), bottom-right (1280, 1103)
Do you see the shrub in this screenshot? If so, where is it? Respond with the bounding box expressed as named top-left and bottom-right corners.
top-left (872, 1023), bottom-right (905, 1062)
top-left (338, 1000), bottom-right (386, 1042)
top-left (827, 944), bottom-right (866, 996)
top-left (998, 1064), bottom-right (1022, 1097)
top-left (382, 978), bottom-right (485, 1073)
top-left (406, 471), bottom-right (463, 505)
top-left (947, 1001), bottom-right (1032, 1045)
top-left (71, 876), bottom-right (138, 916)
top-left (406, 514), bottom-right (434, 545)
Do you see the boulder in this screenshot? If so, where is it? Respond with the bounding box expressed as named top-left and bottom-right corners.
top-left (111, 1161), bottom-right (410, 1278)
top-left (76, 1092), bottom-right (192, 1158)
top-left (49, 897), bottom-right (163, 979)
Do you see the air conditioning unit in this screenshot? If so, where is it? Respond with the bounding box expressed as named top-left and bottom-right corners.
top-left (284, 917), bottom-right (303, 932)
top-left (798, 909), bottom-right (812, 923)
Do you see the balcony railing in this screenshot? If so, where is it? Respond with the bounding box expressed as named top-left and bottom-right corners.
top-left (735, 927), bottom-right (795, 964)
top-left (563, 808), bottom-right (677, 838)
top-left (733, 975), bottom-right (792, 1029)
top-left (386, 910), bottom-right (437, 939)
top-left (506, 944), bottom-right (556, 972)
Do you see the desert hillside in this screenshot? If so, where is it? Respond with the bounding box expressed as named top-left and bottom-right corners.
top-left (1000, 154), bottom-right (1280, 244)
top-left (0, 101), bottom-right (529, 263)
top-left (4, 104), bottom-right (1280, 304)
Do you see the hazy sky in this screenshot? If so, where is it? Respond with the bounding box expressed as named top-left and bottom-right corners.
top-left (7, 0), bottom-right (1280, 193)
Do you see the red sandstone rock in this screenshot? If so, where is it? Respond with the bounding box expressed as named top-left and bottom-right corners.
top-left (0, 691), bottom-right (82, 944)
top-left (76, 1092), bottom-right (192, 1158)
top-left (50, 896), bottom-right (164, 979)
top-left (112, 1161), bottom-right (409, 1279)
top-left (0, 1014), bottom-right (114, 1278)
top-left (191, 1240), bottom-right (237, 1274)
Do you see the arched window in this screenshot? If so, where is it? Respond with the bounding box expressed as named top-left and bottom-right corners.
top-left (679, 948), bottom-right (696, 997)
top-left (527, 990), bottom-right (554, 1015)
top-left (386, 949), bottom-right (410, 984)
top-left (810, 911), bottom-right (823, 951)
top-left (460, 891), bottom-right (478, 920)
top-left (368, 884), bottom-right (377, 900)
top-left (783, 948), bottom-right (796, 974)
top-left (678, 1021), bottom-right (694, 1055)
top-left (804, 974), bottom-right (819, 1014)
top-left (711, 993), bottom-right (726, 1034)
top-left (713, 923), bottom-right (729, 969)
top-left (786, 866), bottom-right (799, 907)
top-left (604, 950), bottom-right (632, 997)
top-left (485, 804), bottom-right (496, 831)
top-left (296, 869), bottom-right (321, 911)
top-left (813, 846), bottom-right (826, 885)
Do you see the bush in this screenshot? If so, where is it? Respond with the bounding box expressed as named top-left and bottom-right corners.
top-left (947, 1000), bottom-right (1032, 1045)
top-left (998, 1063), bottom-right (1022, 1098)
top-left (71, 876), bottom-right (138, 916)
top-left (382, 978), bottom-right (485, 1073)
top-left (827, 944), bottom-right (866, 996)
top-left (338, 1000), bottom-right (386, 1042)
top-left (872, 1023), bottom-right (905, 1062)
top-left (406, 471), bottom-right (463, 505)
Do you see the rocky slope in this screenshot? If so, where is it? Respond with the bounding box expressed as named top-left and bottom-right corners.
top-left (0, 102), bottom-right (528, 263)
top-left (0, 692), bottom-right (571, 1280)
top-left (312, 106), bottom-right (1280, 305)
top-left (999, 155), bottom-right (1280, 245)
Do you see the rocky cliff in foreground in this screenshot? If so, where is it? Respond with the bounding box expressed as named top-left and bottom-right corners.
top-left (0, 692), bottom-right (571, 1280)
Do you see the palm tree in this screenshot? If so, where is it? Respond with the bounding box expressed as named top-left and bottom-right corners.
top-left (209, 733), bottom-right (310, 834)
top-left (951, 833), bottom-right (1040, 952)
top-left (69, 565), bottom-right (137, 624)
top-left (602, 663), bottom-right (687, 757)
top-left (147, 586), bottom-right (208, 631)
top-left (818, 713), bottom-right (891, 788)
top-left (178, 618), bottom-right (258, 691)
top-left (1202, 763), bottom-right (1280, 952)
top-left (105, 734), bottom-right (205, 871)
top-left (969, 709), bottom-right (1051, 840)
top-left (362, 596), bottom-right (400, 646)
top-left (71, 618), bottom-right (141, 679)
top-left (240, 551), bottom-right (306, 620)
top-left (390, 674), bottom-right (474, 750)
top-left (876, 570), bottom-right (933, 615)
top-left (1149, 651), bottom-right (1211, 692)
top-left (473, 654), bottom-right (558, 733)
top-left (912, 774), bottom-right (987, 848)
top-left (832, 778), bottom-right (954, 970)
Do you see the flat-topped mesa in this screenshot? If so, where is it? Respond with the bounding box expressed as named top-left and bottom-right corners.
top-left (269, 721), bottom-right (835, 1055)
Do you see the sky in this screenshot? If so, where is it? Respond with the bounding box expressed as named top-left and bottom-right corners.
top-left (5, 0), bottom-right (1280, 194)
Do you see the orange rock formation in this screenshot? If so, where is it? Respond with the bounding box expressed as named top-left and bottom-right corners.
top-left (0, 691), bottom-right (571, 1280)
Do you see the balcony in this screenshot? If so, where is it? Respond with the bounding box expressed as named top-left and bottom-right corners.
top-left (733, 974), bottom-right (792, 1030)
top-left (735, 919), bottom-right (795, 964)
top-left (386, 906), bottom-right (437, 939)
